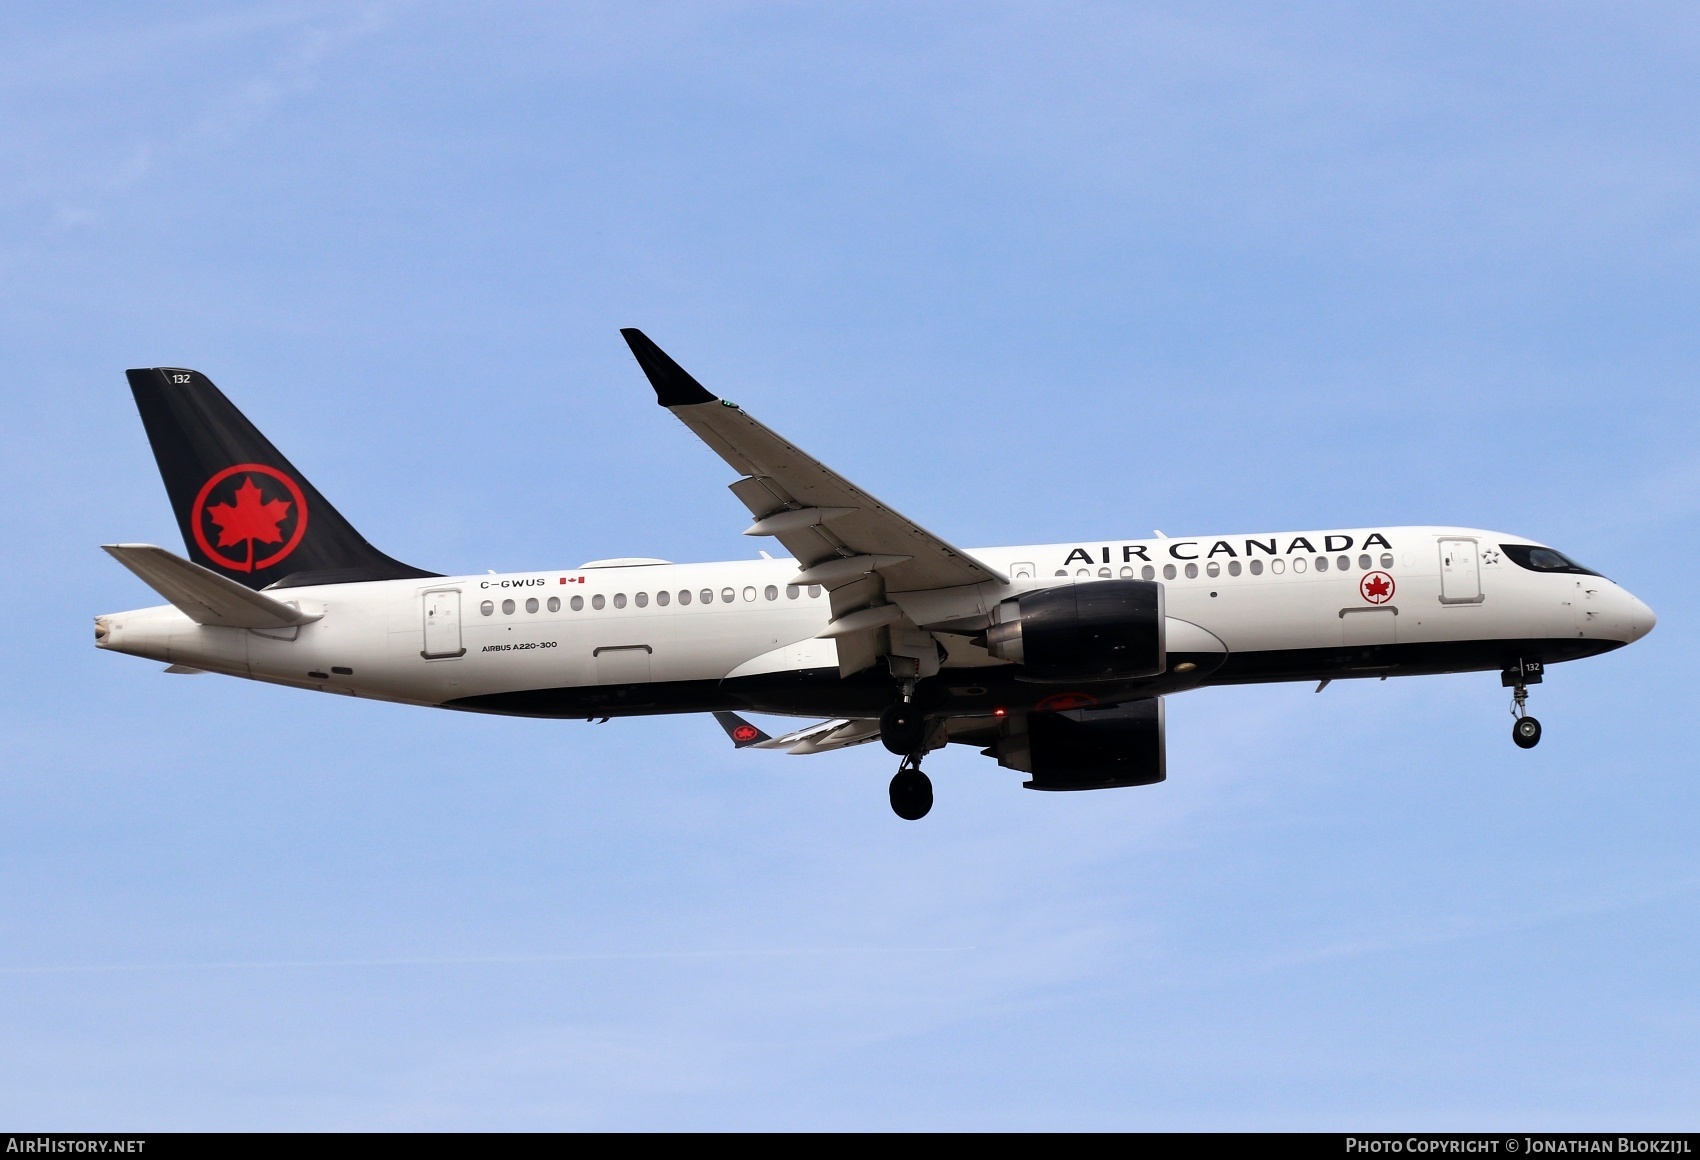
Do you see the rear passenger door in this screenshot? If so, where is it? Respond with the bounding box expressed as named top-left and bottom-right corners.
top-left (421, 589), bottom-right (466, 658)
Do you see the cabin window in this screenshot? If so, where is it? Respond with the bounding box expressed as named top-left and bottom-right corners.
top-left (592, 594), bottom-right (606, 610)
top-left (501, 599), bottom-right (516, 614)
top-left (678, 590), bottom-right (691, 605)
top-left (571, 595), bottom-right (584, 611)
top-left (1228, 560), bottom-right (1241, 576)
top-left (1141, 565), bottom-right (1155, 580)
top-left (635, 592), bottom-right (648, 608)
top-left (657, 590), bottom-right (670, 607)
top-left (1055, 569), bottom-right (1067, 576)
top-left (1292, 558), bottom-right (1306, 574)
top-left (480, 600), bottom-right (494, 616)
top-left (1249, 560), bottom-right (1263, 575)
top-left (743, 586), bottom-right (757, 602)
top-left (1358, 554), bottom-right (1372, 570)
top-left (1272, 559), bottom-right (1286, 574)
top-left (700, 589), bottom-right (713, 604)
top-left (525, 597), bottom-right (539, 613)
top-left (613, 593), bottom-right (627, 609)
top-left (547, 596), bottom-right (560, 612)
top-left (1119, 566), bottom-right (1133, 578)
top-left (1337, 555), bottom-right (1350, 571)
top-left (1205, 562), bottom-right (1220, 578)
top-left (1381, 553), bottom-right (1395, 569)
top-left (787, 585), bottom-right (800, 599)
top-left (1076, 568), bottom-right (1091, 578)
top-left (808, 585), bottom-right (822, 598)
top-left (765, 585), bottom-right (778, 600)
top-left (722, 587), bottom-right (736, 603)
top-left (1315, 556), bottom-right (1328, 572)
top-left (1097, 567), bottom-right (1111, 578)
top-left (1163, 564), bottom-right (1176, 580)
top-left (1184, 563), bottom-right (1198, 579)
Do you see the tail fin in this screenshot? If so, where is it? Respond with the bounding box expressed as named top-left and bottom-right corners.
top-left (126, 368), bottom-right (439, 590)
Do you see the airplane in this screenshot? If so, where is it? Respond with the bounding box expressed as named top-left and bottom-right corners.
top-left (94, 330), bottom-right (1657, 820)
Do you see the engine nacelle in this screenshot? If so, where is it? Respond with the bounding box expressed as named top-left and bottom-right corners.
top-left (995, 698), bottom-right (1166, 790)
top-left (984, 579), bottom-right (1165, 682)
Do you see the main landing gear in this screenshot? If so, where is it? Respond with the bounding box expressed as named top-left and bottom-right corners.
top-left (1504, 659), bottom-right (1544, 750)
top-left (881, 683), bottom-right (933, 820)
top-left (889, 756), bottom-right (933, 821)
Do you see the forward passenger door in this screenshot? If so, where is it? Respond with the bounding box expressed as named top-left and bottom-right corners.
top-left (1438, 539), bottom-right (1483, 605)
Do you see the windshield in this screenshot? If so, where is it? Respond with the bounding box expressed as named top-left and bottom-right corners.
top-left (1500, 543), bottom-right (1602, 577)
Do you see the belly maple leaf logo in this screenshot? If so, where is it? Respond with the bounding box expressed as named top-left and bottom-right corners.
top-left (190, 463), bottom-right (310, 573)
top-left (1360, 571), bottom-right (1395, 604)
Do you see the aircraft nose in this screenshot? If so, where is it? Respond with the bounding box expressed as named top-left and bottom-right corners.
top-left (1620, 590), bottom-right (1657, 643)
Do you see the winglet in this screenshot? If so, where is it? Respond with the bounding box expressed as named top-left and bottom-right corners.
top-left (712, 711), bottom-right (771, 749)
top-left (620, 329), bottom-right (718, 407)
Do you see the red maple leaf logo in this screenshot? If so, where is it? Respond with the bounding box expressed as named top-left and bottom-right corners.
top-left (732, 725), bottom-right (759, 742)
top-left (206, 476), bottom-right (292, 571)
top-left (1360, 571), bottom-right (1395, 603)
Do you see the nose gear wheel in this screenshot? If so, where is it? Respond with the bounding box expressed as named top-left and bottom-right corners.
top-left (1508, 674), bottom-right (1542, 749)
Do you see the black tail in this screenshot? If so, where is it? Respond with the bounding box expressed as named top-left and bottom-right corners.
top-left (126, 367), bottom-right (438, 590)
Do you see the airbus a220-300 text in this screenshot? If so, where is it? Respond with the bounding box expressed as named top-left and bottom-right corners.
top-left (94, 331), bottom-right (1656, 819)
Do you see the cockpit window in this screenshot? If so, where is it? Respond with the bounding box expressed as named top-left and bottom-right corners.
top-left (1500, 544), bottom-right (1602, 577)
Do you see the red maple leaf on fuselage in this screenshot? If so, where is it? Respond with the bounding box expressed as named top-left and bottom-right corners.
top-left (1363, 574), bottom-right (1391, 600)
top-left (206, 476), bottom-right (292, 570)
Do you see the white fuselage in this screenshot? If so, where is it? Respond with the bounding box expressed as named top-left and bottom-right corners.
top-left (95, 526), bottom-right (1655, 717)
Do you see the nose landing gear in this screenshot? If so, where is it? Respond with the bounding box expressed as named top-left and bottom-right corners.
top-left (1504, 659), bottom-right (1544, 749)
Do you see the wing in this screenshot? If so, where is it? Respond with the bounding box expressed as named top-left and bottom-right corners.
top-left (713, 713), bottom-right (883, 755)
top-left (622, 329), bottom-right (1006, 674)
top-left (711, 711), bottom-right (772, 748)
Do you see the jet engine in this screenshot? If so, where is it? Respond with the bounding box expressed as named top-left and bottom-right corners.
top-left (984, 579), bottom-right (1165, 682)
top-left (992, 698), bottom-right (1166, 790)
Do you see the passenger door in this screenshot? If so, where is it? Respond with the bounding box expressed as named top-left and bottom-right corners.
top-left (1438, 539), bottom-right (1483, 604)
top-left (421, 589), bottom-right (465, 658)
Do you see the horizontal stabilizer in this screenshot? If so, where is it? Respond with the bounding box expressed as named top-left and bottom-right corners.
top-left (102, 544), bottom-right (322, 629)
top-left (712, 711), bottom-right (772, 749)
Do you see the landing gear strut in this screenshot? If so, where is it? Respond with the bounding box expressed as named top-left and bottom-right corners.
top-left (889, 755), bottom-right (933, 821)
top-left (1504, 659), bottom-right (1544, 749)
top-left (882, 673), bottom-right (934, 819)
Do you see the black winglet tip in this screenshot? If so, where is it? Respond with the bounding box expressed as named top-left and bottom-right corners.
top-left (712, 711), bottom-right (770, 749)
top-left (620, 328), bottom-right (718, 407)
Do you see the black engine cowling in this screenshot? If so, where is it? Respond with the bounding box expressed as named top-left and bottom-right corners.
top-left (995, 699), bottom-right (1166, 790)
top-left (984, 579), bottom-right (1165, 682)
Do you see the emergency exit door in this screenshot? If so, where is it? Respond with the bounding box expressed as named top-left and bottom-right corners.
top-left (422, 590), bottom-right (466, 658)
top-left (1439, 539), bottom-right (1483, 604)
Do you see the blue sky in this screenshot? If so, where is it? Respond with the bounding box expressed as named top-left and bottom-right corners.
top-left (2, 1), bottom-right (1696, 1129)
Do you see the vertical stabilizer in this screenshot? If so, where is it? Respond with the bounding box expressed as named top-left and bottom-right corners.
top-left (126, 368), bottom-right (438, 590)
